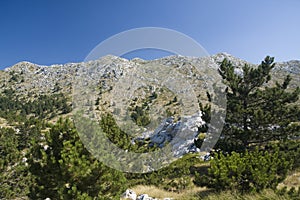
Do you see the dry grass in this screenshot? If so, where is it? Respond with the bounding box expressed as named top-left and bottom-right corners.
top-left (278, 169), bottom-right (300, 191)
top-left (0, 117), bottom-right (12, 128)
top-left (125, 168), bottom-right (300, 199)
top-left (0, 117), bottom-right (7, 125)
top-left (130, 185), bottom-right (208, 199)
top-left (125, 185), bottom-right (294, 200)
top-left (202, 189), bottom-right (290, 200)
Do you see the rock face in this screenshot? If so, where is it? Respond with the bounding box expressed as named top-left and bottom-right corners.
top-left (136, 111), bottom-right (205, 157)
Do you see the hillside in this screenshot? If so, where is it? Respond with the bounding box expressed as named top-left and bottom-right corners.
top-left (0, 53), bottom-right (299, 199)
top-left (2, 53), bottom-right (299, 156)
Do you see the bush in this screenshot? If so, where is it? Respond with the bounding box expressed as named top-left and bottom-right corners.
top-left (126, 154), bottom-right (200, 193)
top-left (28, 118), bottom-right (127, 199)
top-left (0, 127), bottom-right (33, 199)
top-left (207, 147), bottom-right (292, 193)
top-left (130, 105), bottom-right (151, 127)
top-left (266, 140), bottom-right (300, 170)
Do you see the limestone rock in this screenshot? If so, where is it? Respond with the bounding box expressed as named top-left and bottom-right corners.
top-left (146, 111), bottom-right (205, 157)
top-left (121, 189), bottom-right (137, 200)
top-left (137, 194), bottom-right (156, 200)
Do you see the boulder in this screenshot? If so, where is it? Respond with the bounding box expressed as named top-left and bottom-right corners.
top-left (137, 194), bottom-right (156, 200)
top-left (121, 189), bottom-right (137, 200)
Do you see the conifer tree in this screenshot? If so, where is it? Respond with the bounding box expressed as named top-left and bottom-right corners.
top-left (28, 118), bottom-right (127, 199)
top-left (217, 56), bottom-right (300, 152)
top-left (0, 127), bottom-right (32, 199)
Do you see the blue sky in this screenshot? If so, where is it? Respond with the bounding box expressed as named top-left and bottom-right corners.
top-left (0, 0), bottom-right (300, 69)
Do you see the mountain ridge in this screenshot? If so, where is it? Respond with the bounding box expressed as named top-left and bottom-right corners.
top-left (1, 53), bottom-right (299, 99)
top-left (3, 52), bottom-right (300, 71)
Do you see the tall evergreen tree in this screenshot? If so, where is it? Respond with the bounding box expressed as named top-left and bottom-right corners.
top-left (217, 56), bottom-right (300, 152)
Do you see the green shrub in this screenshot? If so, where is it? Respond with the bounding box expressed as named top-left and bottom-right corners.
top-left (0, 127), bottom-right (33, 199)
top-left (126, 154), bottom-right (200, 193)
top-left (28, 118), bottom-right (127, 199)
top-left (207, 147), bottom-right (292, 193)
top-left (266, 140), bottom-right (300, 170)
top-left (130, 105), bottom-right (151, 127)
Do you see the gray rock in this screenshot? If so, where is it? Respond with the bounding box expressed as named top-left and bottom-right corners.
top-left (145, 111), bottom-right (205, 157)
top-left (121, 189), bottom-right (137, 200)
top-left (137, 194), bottom-right (156, 200)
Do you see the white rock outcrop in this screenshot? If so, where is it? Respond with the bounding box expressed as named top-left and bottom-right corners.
top-left (143, 111), bottom-right (204, 157)
top-left (121, 189), bottom-right (137, 200)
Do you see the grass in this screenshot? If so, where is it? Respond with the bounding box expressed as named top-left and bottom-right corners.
top-left (124, 155), bottom-right (300, 199)
top-left (278, 169), bottom-right (300, 191)
top-left (130, 185), bottom-right (208, 199)
top-left (125, 185), bottom-right (296, 200)
top-left (198, 189), bottom-right (291, 200)
top-left (126, 168), bottom-right (300, 199)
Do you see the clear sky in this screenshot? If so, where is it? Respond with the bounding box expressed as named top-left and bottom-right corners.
top-left (0, 0), bottom-right (300, 69)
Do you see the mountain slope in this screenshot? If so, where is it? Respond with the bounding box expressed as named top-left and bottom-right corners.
top-left (0, 53), bottom-right (299, 199)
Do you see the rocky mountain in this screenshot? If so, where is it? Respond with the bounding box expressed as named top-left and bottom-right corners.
top-left (1, 53), bottom-right (299, 96)
top-left (0, 53), bottom-right (299, 159)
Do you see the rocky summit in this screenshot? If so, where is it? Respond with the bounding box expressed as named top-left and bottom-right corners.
top-left (2, 53), bottom-right (299, 96)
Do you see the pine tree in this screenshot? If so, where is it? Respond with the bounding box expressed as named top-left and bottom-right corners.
top-left (217, 56), bottom-right (300, 152)
top-left (0, 127), bottom-right (33, 199)
top-left (208, 147), bottom-right (291, 192)
top-left (28, 118), bottom-right (127, 199)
